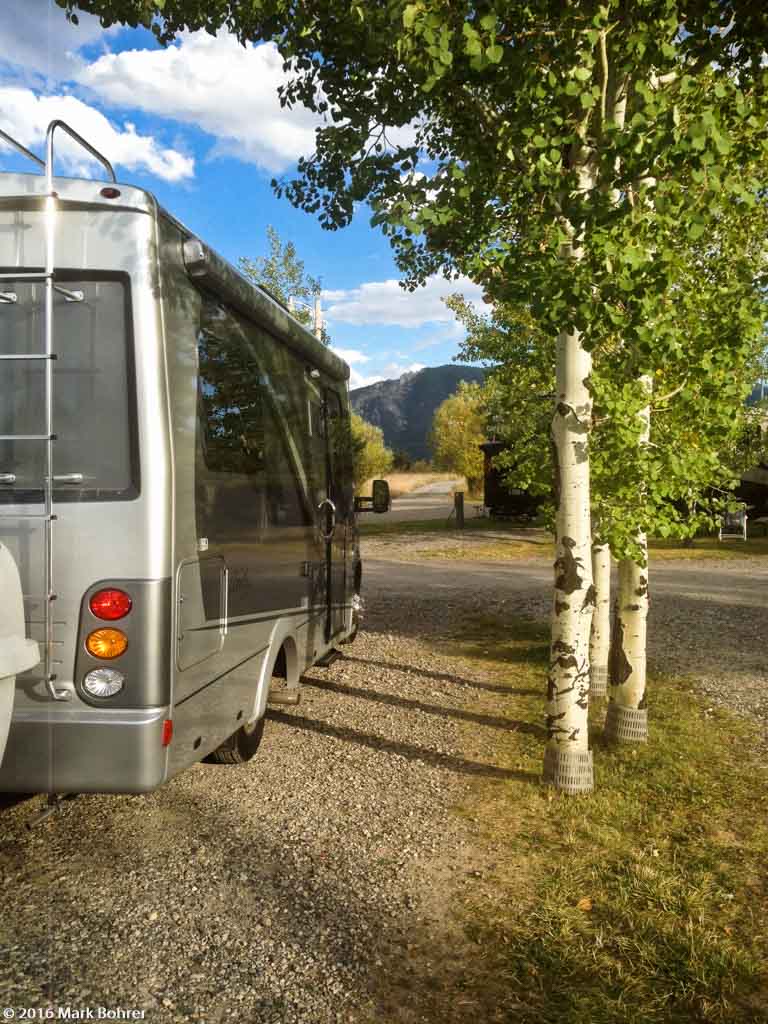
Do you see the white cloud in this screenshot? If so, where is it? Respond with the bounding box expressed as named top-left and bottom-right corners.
top-left (330, 347), bottom-right (370, 365)
top-left (0, 0), bottom-right (111, 82)
top-left (78, 33), bottom-right (322, 173)
top-left (348, 367), bottom-right (384, 389)
top-left (323, 274), bottom-right (488, 328)
top-left (0, 86), bottom-right (194, 182)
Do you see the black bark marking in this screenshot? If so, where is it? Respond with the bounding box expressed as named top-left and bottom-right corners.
top-left (627, 603), bottom-right (640, 612)
top-left (555, 401), bottom-right (574, 419)
top-left (554, 599), bottom-right (570, 615)
top-left (638, 691), bottom-right (647, 710)
top-left (551, 438), bottom-right (561, 511)
top-left (552, 640), bottom-right (576, 656)
top-left (635, 575), bottom-right (648, 599)
top-left (608, 605), bottom-right (632, 687)
top-left (581, 584), bottom-right (596, 611)
top-left (548, 652), bottom-right (590, 709)
top-left (545, 670), bottom-right (569, 703)
top-left (546, 715), bottom-right (580, 743)
top-left (554, 536), bottom-right (584, 595)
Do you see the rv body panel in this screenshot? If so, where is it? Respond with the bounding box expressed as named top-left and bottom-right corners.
top-left (0, 170), bottom-right (357, 794)
top-left (0, 176), bottom-right (173, 792)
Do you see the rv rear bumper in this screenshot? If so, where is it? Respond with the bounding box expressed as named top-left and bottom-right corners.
top-left (0, 706), bottom-right (169, 794)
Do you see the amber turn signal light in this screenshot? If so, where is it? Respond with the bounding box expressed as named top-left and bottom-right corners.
top-left (86, 628), bottom-right (128, 659)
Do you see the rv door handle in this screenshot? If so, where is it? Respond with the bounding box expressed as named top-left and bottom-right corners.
top-left (317, 498), bottom-right (336, 542)
top-left (53, 473), bottom-right (84, 483)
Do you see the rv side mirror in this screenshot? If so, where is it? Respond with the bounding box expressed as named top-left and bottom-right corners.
top-left (354, 479), bottom-right (391, 514)
top-left (372, 479), bottom-right (390, 514)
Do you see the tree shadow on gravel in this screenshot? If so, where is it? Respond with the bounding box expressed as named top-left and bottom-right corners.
top-left (302, 677), bottom-right (546, 737)
top-left (266, 709), bottom-right (540, 782)
top-left (339, 654), bottom-right (540, 698)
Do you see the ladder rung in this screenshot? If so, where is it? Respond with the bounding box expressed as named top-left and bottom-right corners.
top-left (0, 434), bottom-right (55, 440)
top-left (0, 353), bottom-right (53, 361)
top-left (0, 514), bottom-right (56, 520)
top-left (0, 272), bottom-right (50, 281)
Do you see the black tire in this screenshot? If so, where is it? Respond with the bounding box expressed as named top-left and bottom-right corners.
top-left (204, 715), bottom-right (266, 765)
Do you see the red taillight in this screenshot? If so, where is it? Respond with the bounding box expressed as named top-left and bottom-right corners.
top-left (89, 588), bottom-right (132, 621)
top-left (161, 719), bottom-right (173, 747)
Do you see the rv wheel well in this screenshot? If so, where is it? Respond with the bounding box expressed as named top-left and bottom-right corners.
top-left (271, 637), bottom-right (299, 686)
top-left (272, 645), bottom-right (287, 679)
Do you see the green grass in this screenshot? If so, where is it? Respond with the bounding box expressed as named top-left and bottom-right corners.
top-left (649, 535), bottom-right (768, 559)
top-left (360, 516), bottom-right (768, 561)
top-left (438, 616), bottom-right (768, 1024)
top-left (358, 516), bottom-right (544, 537)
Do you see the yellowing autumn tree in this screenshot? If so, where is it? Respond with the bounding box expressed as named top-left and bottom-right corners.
top-left (429, 382), bottom-right (485, 494)
top-left (350, 413), bottom-right (393, 493)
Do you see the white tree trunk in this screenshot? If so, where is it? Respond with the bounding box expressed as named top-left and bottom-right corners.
top-left (543, 323), bottom-right (595, 794)
top-left (589, 543), bottom-right (611, 697)
top-left (605, 377), bottom-right (651, 742)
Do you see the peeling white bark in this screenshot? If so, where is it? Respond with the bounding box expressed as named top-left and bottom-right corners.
top-left (610, 549), bottom-right (649, 709)
top-left (589, 543), bottom-right (611, 697)
top-left (543, 159), bottom-right (597, 793)
top-left (546, 327), bottom-right (594, 753)
top-left (606, 377), bottom-right (651, 741)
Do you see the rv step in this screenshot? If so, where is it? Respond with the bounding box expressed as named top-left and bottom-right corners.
top-left (267, 684), bottom-right (301, 706)
top-left (315, 648), bottom-right (342, 668)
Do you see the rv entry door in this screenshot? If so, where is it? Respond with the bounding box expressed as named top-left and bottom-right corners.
top-left (322, 391), bottom-right (351, 642)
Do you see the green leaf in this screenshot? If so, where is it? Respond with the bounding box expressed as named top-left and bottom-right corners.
top-left (403, 3), bottom-right (419, 29)
top-left (486, 44), bottom-right (503, 64)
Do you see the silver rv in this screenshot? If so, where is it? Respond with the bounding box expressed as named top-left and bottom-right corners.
top-left (0, 121), bottom-right (385, 795)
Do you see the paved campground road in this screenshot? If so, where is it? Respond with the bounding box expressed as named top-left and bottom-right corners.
top-left (377, 478), bottom-right (464, 523)
top-left (364, 555), bottom-right (767, 609)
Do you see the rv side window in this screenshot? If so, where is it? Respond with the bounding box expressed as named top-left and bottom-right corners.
top-left (195, 298), bottom-right (313, 534)
top-left (0, 274), bottom-right (136, 501)
top-left (197, 319), bottom-right (265, 477)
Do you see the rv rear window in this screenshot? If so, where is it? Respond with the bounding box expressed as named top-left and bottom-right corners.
top-left (0, 274), bottom-right (137, 501)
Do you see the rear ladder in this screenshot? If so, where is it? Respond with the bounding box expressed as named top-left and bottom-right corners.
top-left (0, 121), bottom-right (116, 701)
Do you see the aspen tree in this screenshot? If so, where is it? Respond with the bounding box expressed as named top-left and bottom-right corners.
top-left (589, 543), bottom-right (611, 697)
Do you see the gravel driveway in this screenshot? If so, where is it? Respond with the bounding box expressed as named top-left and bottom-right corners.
top-left (0, 576), bottom-right (503, 1023)
top-left (0, 540), bottom-right (764, 1023)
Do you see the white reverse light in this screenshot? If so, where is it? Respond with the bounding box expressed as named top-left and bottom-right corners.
top-left (83, 667), bottom-right (125, 698)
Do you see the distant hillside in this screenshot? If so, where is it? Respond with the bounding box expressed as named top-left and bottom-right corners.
top-left (350, 364), bottom-right (486, 460)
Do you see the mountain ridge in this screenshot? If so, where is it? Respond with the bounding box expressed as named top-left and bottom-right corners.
top-left (349, 363), bottom-right (486, 459)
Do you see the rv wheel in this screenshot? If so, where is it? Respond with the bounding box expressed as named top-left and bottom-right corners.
top-left (205, 716), bottom-right (266, 765)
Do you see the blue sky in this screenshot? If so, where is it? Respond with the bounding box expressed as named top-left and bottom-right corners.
top-left (0, 0), bottom-right (489, 388)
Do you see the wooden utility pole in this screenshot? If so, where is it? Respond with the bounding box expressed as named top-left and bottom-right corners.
top-left (314, 295), bottom-right (322, 340)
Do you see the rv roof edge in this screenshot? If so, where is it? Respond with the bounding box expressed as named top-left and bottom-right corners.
top-left (182, 236), bottom-right (348, 384)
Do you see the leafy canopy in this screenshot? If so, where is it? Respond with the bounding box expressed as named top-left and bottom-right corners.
top-left (430, 381), bottom-right (486, 494)
top-left (239, 225), bottom-right (329, 344)
top-left (350, 413), bottom-right (394, 491)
